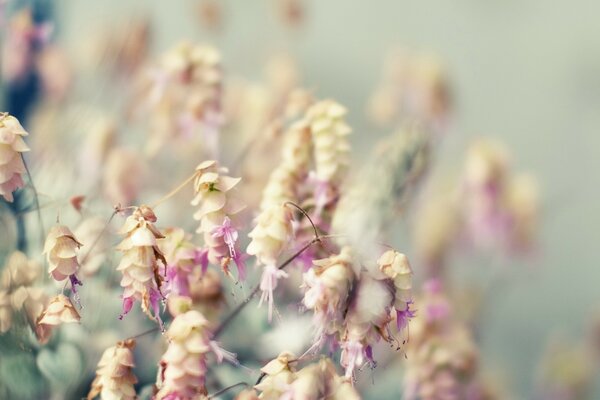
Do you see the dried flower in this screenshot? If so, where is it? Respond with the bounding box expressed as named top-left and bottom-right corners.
top-left (156, 310), bottom-right (234, 399)
top-left (159, 227), bottom-right (207, 298)
top-left (377, 250), bottom-right (415, 331)
top-left (75, 217), bottom-right (109, 277)
top-left (404, 281), bottom-right (480, 400)
top-left (192, 160), bottom-right (246, 280)
top-left (254, 351), bottom-right (297, 399)
top-left (302, 247), bottom-right (356, 342)
top-left (88, 339), bottom-right (138, 400)
top-left (247, 204), bottom-right (293, 321)
top-left (305, 100), bottom-right (351, 212)
top-left (0, 113), bottom-right (30, 202)
top-left (103, 147), bottom-right (145, 207)
top-left (43, 225), bottom-right (84, 297)
top-left (141, 42), bottom-right (223, 157)
top-left (36, 294), bottom-right (80, 344)
top-left (116, 205), bottom-right (166, 327)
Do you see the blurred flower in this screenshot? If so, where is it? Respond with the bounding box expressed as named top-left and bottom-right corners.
top-left (88, 339), bottom-right (138, 400)
top-left (75, 217), bottom-right (109, 277)
top-left (138, 42), bottom-right (223, 157)
top-left (36, 294), bottom-right (80, 345)
top-left (404, 281), bottom-right (481, 400)
top-left (0, 113), bottom-right (30, 202)
top-left (103, 147), bottom-right (145, 207)
top-left (0, 251), bottom-right (47, 333)
top-left (305, 100), bottom-right (351, 213)
top-left (254, 351), bottom-right (297, 399)
top-left (534, 338), bottom-right (594, 400)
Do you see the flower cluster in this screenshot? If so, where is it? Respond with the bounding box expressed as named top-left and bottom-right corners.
top-left (367, 49), bottom-right (450, 131)
top-left (251, 352), bottom-right (360, 400)
top-left (87, 339), bottom-right (138, 400)
top-left (156, 310), bottom-right (233, 399)
top-left (141, 42), bottom-right (223, 157)
top-left (304, 100), bottom-right (351, 214)
top-left (403, 280), bottom-right (483, 400)
top-left (302, 247), bottom-right (415, 378)
top-left (192, 160), bottom-right (246, 280)
top-left (116, 205), bottom-right (166, 327)
top-left (0, 113), bottom-right (30, 202)
top-left (0, 251), bottom-right (45, 333)
top-left (43, 225), bottom-right (84, 299)
top-left (35, 294), bottom-right (80, 344)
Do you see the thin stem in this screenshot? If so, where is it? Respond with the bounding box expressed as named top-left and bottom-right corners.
top-left (126, 326), bottom-right (159, 341)
top-left (149, 170), bottom-right (198, 209)
top-left (213, 235), bottom-right (330, 339)
top-left (208, 382), bottom-right (249, 399)
top-left (21, 153), bottom-right (44, 246)
top-left (285, 201), bottom-right (319, 241)
top-left (80, 207), bottom-right (119, 264)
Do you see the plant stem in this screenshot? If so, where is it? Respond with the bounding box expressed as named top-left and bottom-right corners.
top-left (213, 236), bottom-right (324, 338)
top-left (150, 170), bottom-right (198, 209)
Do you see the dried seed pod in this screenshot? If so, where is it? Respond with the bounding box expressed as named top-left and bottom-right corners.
top-left (0, 113), bottom-right (30, 202)
top-left (44, 225), bottom-right (84, 297)
top-left (116, 205), bottom-right (166, 327)
top-left (88, 340), bottom-right (138, 400)
top-left (36, 294), bottom-right (80, 344)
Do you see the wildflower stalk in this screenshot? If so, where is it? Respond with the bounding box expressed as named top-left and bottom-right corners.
top-left (80, 206), bottom-right (120, 264)
top-left (208, 382), bottom-right (249, 399)
top-left (21, 153), bottom-right (45, 246)
top-left (150, 170), bottom-right (199, 209)
top-left (213, 234), bottom-right (331, 338)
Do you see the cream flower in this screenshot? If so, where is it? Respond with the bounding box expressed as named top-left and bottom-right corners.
top-left (103, 147), bottom-right (144, 207)
top-left (254, 351), bottom-right (296, 400)
top-left (156, 310), bottom-right (233, 400)
top-left (0, 251), bottom-right (46, 333)
top-left (35, 294), bottom-right (80, 344)
top-left (0, 112), bottom-right (30, 202)
top-left (192, 160), bottom-right (246, 280)
top-left (302, 247), bottom-right (355, 340)
top-left (88, 339), bottom-right (137, 400)
top-left (43, 225), bottom-right (83, 297)
top-left (304, 100), bottom-right (351, 210)
top-left (116, 205), bottom-right (166, 327)
top-left (378, 250), bottom-right (414, 331)
top-left (247, 204), bottom-right (293, 321)
top-left (142, 42), bottom-right (223, 157)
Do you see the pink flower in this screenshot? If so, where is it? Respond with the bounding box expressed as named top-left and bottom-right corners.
top-left (258, 264), bottom-right (288, 322)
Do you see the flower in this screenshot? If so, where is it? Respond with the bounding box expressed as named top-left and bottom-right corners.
top-left (88, 339), bottom-right (137, 400)
top-left (0, 113), bottom-right (30, 202)
top-left (43, 225), bottom-right (84, 299)
top-left (301, 247), bottom-right (356, 342)
top-left (103, 147), bottom-right (145, 207)
top-left (156, 310), bottom-right (234, 399)
top-left (305, 100), bottom-right (351, 212)
top-left (35, 294), bottom-right (80, 344)
top-left (247, 204), bottom-right (293, 321)
top-left (254, 351), bottom-right (297, 399)
top-left (403, 281), bottom-right (480, 400)
top-left (377, 250), bottom-right (415, 331)
top-left (141, 42), bottom-right (223, 157)
top-left (116, 205), bottom-right (166, 328)
top-left (159, 227), bottom-right (206, 297)
top-left (192, 160), bottom-right (246, 280)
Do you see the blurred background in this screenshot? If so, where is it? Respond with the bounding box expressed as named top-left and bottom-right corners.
top-left (2, 0), bottom-right (600, 399)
